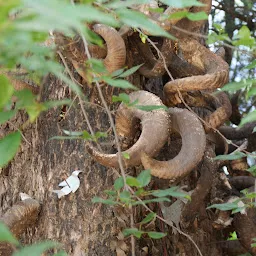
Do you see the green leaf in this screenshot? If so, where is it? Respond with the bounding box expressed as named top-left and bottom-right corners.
top-left (86, 58), bottom-right (106, 73)
top-left (221, 80), bottom-right (255, 92)
top-left (0, 222), bottom-right (19, 245)
top-left (116, 8), bottom-right (174, 39)
top-left (247, 87), bottom-right (256, 98)
top-left (43, 99), bottom-right (71, 109)
top-left (147, 231), bottom-right (167, 239)
top-left (213, 23), bottom-right (224, 32)
top-left (214, 152), bottom-right (247, 161)
top-left (20, 0), bottom-right (118, 31)
top-left (168, 10), bottom-right (188, 20)
top-left (0, 74), bottom-right (14, 109)
top-left (112, 93), bottom-right (130, 104)
top-left (0, 110), bottom-right (17, 125)
top-left (82, 131), bottom-right (94, 140)
top-left (247, 165), bottom-right (256, 176)
top-left (118, 64), bottom-right (144, 78)
top-left (122, 152), bottom-right (130, 159)
top-left (186, 11), bottom-right (208, 21)
top-left (240, 111), bottom-right (256, 127)
top-left (139, 33), bottom-right (147, 44)
top-left (123, 228), bottom-right (144, 238)
top-left (134, 188), bottom-right (145, 196)
top-left (0, 1), bottom-right (20, 24)
top-left (104, 190), bottom-right (117, 196)
top-left (0, 131), bottom-right (21, 167)
top-left (137, 170), bottom-right (151, 188)
top-left (227, 231), bottom-right (238, 241)
top-left (126, 176), bottom-right (141, 187)
top-left (94, 132), bottom-right (107, 141)
top-left (244, 60), bottom-right (256, 70)
top-left (149, 7), bottom-right (164, 14)
top-left (92, 197), bottom-right (118, 205)
top-left (140, 213), bottom-right (156, 225)
top-left (114, 177), bottom-right (125, 191)
top-left (26, 102), bottom-right (47, 122)
top-left (48, 136), bottom-right (81, 141)
top-left (103, 77), bottom-right (138, 90)
top-left (13, 241), bottom-right (60, 256)
top-left (160, 0), bottom-right (206, 8)
top-left (135, 105), bottom-right (168, 111)
top-left (207, 202), bottom-right (239, 211)
top-left (231, 207), bottom-right (246, 214)
top-left (245, 192), bottom-right (256, 199)
top-left (119, 190), bottom-right (131, 203)
top-left (152, 187), bottom-right (190, 199)
top-left (132, 197), bottom-right (171, 205)
top-left (14, 89), bottom-right (36, 108)
top-left (106, 0), bottom-right (149, 9)
top-left (62, 130), bottom-right (84, 136)
top-left (232, 26), bottom-right (255, 47)
top-left (111, 68), bottom-right (125, 77)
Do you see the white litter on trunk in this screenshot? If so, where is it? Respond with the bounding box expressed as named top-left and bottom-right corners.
top-left (52, 170), bottom-right (83, 199)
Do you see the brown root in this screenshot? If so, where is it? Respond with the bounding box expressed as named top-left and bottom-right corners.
top-left (0, 198), bottom-right (40, 256)
top-left (204, 92), bottom-right (232, 132)
top-left (181, 144), bottom-right (218, 228)
top-left (141, 107), bottom-right (206, 181)
top-left (163, 38), bottom-right (229, 106)
top-left (233, 208), bottom-right (256, 255)
top-left (86, 90), bottom-right (170, 168)
top-left (229, 176), bottom-right (255, 191)
top-left (0, 198), bottom-right (40, 237)
top-left (93, 24), bottom-right (126, 73)
top-left (139, 38), bottom-right (173, 78)
top-left (219, 121), bottom-right (256, 140)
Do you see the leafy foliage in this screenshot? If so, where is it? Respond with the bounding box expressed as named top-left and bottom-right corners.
top-left (92, 170), bottom-right (189, 237)
top-left (0, 222), bottom-right (66, 256)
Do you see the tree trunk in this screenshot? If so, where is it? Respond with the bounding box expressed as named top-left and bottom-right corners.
top-left (0, 4), bottom-right (254, 256)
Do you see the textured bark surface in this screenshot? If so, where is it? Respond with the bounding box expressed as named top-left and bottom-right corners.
top-left (0, 73), bottom-right (126, 255)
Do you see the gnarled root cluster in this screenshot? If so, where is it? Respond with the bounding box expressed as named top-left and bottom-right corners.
top-left (0, 198), bottom-right (40, 256)
top-left (86, 91), bottom-right (170, 168)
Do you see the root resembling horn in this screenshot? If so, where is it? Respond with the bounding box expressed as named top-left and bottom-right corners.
top-left (86, 91), bottom-right (170, 168)
top-left (141, 108), bottom-right (206, 181)
top-left (93, 24), bottom-right (126, 73)
top-left (163, 38), bottom-right (229, 106)
top-left (0, 198), bottom-right (40, 255)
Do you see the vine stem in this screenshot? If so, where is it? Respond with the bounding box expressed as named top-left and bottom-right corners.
top-left (57, 50), bottom-right (102, 151)
top-left (70, 0), bottom-right (133, 253)
top-left (80, 29), bottom-right (135, 256)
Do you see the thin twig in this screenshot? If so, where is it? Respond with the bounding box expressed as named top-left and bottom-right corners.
top-left (129, 205), bottom-right (136, 256)
top-left (136, 28), bottom-right (174, 81)
top-left (80, 29), bottom-right (134, 256)
top-left (80, 36), bottom-right (127, 180)
top-left (7, 121), bottom-right (31, 145)
top-left (57, 50), bottom-right (102, 151)
top-left (128, 186), bottom-right (203, 256)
